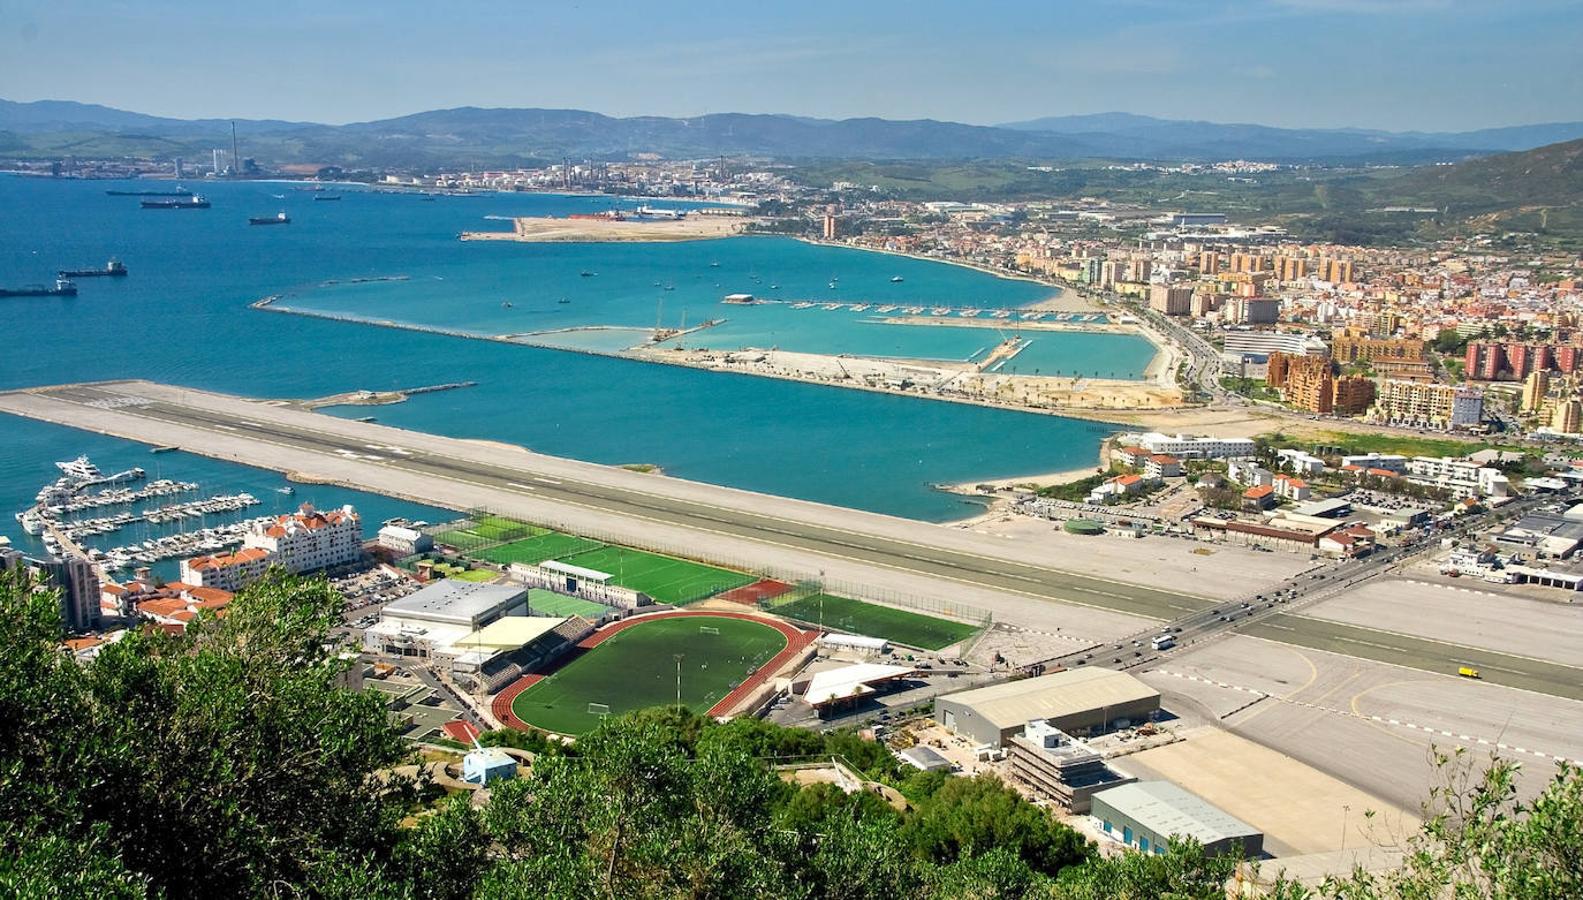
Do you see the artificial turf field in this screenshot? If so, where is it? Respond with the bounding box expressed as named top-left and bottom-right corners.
top-left (557, 546), bottom-right (756, 606)
top-left (476, 532), bottom-right (605, 566)
top-left (770, 593), bottom-right (980, 650)
top-left (523, 588), bottom-right (610, 619)
top-left (511, 616), bottom-right (787, 735)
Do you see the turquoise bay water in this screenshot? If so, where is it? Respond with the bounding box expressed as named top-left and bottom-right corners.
top-left (288, 234), bottom-right (1155, 379)
top-left (0, 176), bottom-right (1120, 527)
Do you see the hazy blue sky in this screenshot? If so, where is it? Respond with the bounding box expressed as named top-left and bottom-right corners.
top-left (2, 0), bottom-right (1579, 131)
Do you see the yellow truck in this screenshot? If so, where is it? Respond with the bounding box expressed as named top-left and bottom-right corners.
top-left (1457, 666), bottom-right (1481, 679)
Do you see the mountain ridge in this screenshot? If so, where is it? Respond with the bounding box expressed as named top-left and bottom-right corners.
top-left (5, 97), bottom-right (1582, 166)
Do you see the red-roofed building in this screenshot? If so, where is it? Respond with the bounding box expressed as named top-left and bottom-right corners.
top-left (1320, 524), bottom-right (1377, 558)
top-left (179, 503), bottom-right (363, 592)
top-left (1272, 474), bottom-right (1311, 501)
top-left (1112, 446), bottom-right (1148, 468)
top-left (1242, 484), bottom-right (1276, 511)
top-left (128, 581), bottom-right (236, 631)
top-left (180, 546), bottom-right (272, 592)
top-left (1144, 454), bottom-right (1182, 479)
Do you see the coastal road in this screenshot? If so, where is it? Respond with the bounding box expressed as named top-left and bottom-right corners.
top-left (0, 381), bottom-right (1209, 626)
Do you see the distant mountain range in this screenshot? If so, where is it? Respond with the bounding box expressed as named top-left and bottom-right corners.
top-left (6, 98), bottom-right (1583, 169)
top-left (999, 112), bottom-right (1583, 160)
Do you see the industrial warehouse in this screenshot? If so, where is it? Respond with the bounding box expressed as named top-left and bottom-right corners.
top-left (933, 668), bottom-right (1161, 748)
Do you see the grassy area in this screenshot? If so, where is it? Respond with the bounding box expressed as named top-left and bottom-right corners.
top-left (1269, 430), bottom-right (1493, 459)
top-left (771, 592), bottom-right (979, 650)
top-left (1036, 471), bottom-right (1109, 502)
top-left (476, 532), bottom-right (606, 566)
top-left (450, 569), bottom-right (499, 583)
top-left (1220, 376), bottom-right (1283, 403)
top-left (558, 546), bottom-right (755, 606)
top-left (511, 616), bottom-right (786, 735)
top-left (523, 588), bottom-right (610, 619)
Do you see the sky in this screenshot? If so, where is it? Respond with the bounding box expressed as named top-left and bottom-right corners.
top-left (2, 0), bottom-right (1580, 132)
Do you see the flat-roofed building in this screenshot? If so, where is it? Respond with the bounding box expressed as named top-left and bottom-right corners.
top-left (380, 579), bottom-right (527, 630)
top-left (1007, 719), bottom-right (1134, 812)
top-left (1091, 780), bottom-right (1263, 857)
top-left (934, 668), bottom-right (1160, 748)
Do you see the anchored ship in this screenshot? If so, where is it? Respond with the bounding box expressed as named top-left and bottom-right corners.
top-left (59, 259), bottom-right (127, 278)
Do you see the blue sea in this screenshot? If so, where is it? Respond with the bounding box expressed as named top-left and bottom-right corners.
top-left (0, 175), bottom-right (1127, 538)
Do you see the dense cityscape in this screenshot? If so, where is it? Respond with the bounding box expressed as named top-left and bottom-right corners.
top-left (3, 3), bottom-right (1582, 898)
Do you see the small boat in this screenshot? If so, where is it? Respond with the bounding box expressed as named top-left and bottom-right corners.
top-left (891, 275), bottom-right (904, 283)
top-left (276, 486), bottom-right (295, 495)
top-left (663, 284), bottom-right (675, 291)
top-left (557, 298), bottom-right (571, 304)
top-left (770, 284), bottom-right (780, 289)
top-left (313, 195), bottom-right (342, 201)
top-left (249, 212), bottom-right (290, 226)
top-left (580, 270), bottom-right (596, 277)
top-left (271, 193), bottom-right (286, 199)
top-left (828, 281), bottom-right (838, 290)
top-left (502, 300), bottom-right (513, 309)
top-left (709, 261), bottom-right (720, 268)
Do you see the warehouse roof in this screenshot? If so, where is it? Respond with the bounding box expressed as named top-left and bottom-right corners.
top-left (382, 580), bottom-right (526, 627)
top-left (1092, 781), bottom-right (1259, 846)
top-left (938, 668), bottom-right (1159, 729)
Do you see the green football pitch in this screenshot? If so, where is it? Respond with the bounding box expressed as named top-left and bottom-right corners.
top-left (771, 593), bottom-right (980, 650)
top-left (511, 616), bottom-right (787, 735)
top-left (523, 589), bottom-right (610, 619)
top-left (476, 532), bottom-right (606, 566)
top-left (557, 546), bottom-right (755, 606)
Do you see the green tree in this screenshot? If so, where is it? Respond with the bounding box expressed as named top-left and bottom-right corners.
top-left (903, 774), bottom-right (1091, 876)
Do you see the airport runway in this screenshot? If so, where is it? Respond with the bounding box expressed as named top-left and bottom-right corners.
top-left (8, 381), bottom-right (1580, 701)
top-left (0, 381), bottom-right (1205, 624)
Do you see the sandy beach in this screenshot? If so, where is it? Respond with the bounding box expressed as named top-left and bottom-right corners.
top-left (462, 215), bottom-right (750, 243)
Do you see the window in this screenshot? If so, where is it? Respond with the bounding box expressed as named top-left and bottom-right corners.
top-left (1102, 820), bottom-right (1112, 833)
top-left (1139, 836), bottom-right (1150, 852)
top-left (1122, 826), bottom-right (1132, 845)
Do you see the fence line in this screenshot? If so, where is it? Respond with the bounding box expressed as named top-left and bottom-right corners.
top-left (423, 508), bottom-right (993, 627)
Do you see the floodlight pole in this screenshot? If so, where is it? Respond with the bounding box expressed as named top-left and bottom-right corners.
top-left (675, 654), bottom-right (684, 708)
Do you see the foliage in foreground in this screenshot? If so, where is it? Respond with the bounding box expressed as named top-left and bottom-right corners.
top-left (2, 569), bottom-right (1580, 898)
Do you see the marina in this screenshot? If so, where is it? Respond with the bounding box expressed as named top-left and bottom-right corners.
top-left (12, 452), bottom-right (272, 572)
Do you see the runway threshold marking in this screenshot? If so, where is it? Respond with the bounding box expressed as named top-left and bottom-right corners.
top-left (1156, 668), bottom-right (1572, 767)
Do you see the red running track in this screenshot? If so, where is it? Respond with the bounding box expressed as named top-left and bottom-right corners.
top-left (491, 609), bottom-right (816, 731)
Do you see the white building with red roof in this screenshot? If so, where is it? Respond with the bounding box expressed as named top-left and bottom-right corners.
top-left (180, 503), bottom-right (362, 592)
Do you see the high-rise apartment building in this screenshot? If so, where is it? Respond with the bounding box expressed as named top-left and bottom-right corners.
top-left (1148, 284), bottom-right (1193, 316)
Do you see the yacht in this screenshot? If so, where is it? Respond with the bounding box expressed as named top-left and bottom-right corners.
top-left (56, 456), bottom-right (103, 481)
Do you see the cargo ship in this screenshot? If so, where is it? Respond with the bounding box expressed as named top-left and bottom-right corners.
top-left (58, 259), bottom-right (127, 278)
top-left (141, 195), bottom-right (210, 209)
top-left (249, 212), bottom-right (291, 226)
top-left (313, 194), bottom-right (342, 201)
top-left (0, 278), bottom-right (77, 298)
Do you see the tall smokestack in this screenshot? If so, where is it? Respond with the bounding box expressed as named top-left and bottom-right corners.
top-left (230, 121), bottom-right (240, 178)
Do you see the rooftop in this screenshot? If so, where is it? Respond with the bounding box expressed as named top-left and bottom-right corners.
top-left (1092, 780), bottom-right (1260, 845)
top-left (938, 668), bottom-right (1159, 729)
top-left (382, 579), bottom-right (526, 627)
